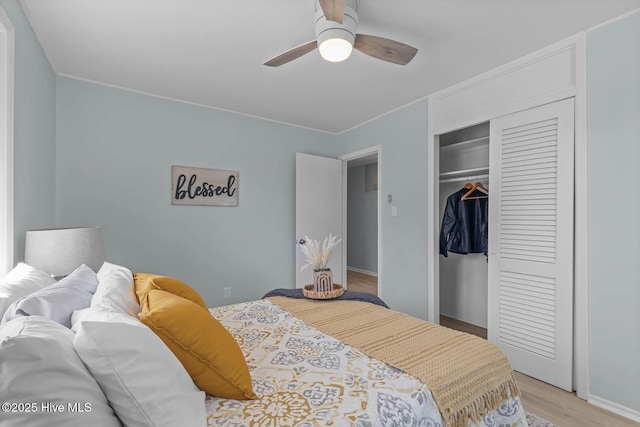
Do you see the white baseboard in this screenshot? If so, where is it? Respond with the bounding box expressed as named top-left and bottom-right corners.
top-left (346, 266), bottom-right (378, 277)
top-left (588, 394), bottom-right (640, 422)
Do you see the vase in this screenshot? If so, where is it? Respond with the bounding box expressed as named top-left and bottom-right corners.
top-left (313, 268), bottom-right (333, 292)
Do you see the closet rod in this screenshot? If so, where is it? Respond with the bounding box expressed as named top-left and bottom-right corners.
top-left (440, 174), bottom-right (489, 184)
top-left (439, 166), bottom-right (489, 178)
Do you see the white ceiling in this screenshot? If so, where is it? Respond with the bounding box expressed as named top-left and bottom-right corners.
top-left (21, 0), bottom-right (640, 134)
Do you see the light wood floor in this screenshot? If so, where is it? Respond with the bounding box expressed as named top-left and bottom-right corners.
top-left (440, 315), bottom-right (487, 339)
top-left (345, 273), bottom-right (637, 426)
top-left (346, 270), bottom-right (378, 295)
top-left (440, 316), bottom-right (639, 427)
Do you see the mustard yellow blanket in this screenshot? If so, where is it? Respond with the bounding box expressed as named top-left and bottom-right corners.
top-left (268, 297), bottom-right (520, 427)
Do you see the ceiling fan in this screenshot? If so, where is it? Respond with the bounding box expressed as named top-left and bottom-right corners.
top-left (264, 0), bottom-right (418, 67)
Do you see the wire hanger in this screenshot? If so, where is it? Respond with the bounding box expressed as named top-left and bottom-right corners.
top-left (461, 182), bottom-right (489, 200)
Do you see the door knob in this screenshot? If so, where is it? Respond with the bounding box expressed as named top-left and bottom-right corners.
top-left (298, 238), bottom-right (306, 245)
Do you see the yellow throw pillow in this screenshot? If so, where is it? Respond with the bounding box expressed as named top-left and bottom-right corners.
top-left (139, 289), bottom-right (256, 400)
top-left (133, 273), bottom-right (207, 310)
top-left (133, 272), bottom-right (161, 291)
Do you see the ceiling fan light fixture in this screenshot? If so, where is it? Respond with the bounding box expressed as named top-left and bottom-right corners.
top-left (314, 1), bottom-right (358, 63)
top-left (264, 0), bottom-right (417, 67)
top-left (318, 37), bottom-right (353, 62)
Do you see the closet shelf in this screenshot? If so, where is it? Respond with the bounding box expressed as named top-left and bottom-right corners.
top-left (440, 136), bottom-right (489, 152)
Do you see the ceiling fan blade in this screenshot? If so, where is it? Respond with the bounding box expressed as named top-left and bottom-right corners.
top-left (319, 0), bottom-right (344, 23)
top-left (354, 34), bottom-right (418, 66)
top-left (264, 40), bottom-right (318, 67)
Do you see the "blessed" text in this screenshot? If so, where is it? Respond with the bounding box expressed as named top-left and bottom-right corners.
top-left (174, 174), bottom-right (237, 200)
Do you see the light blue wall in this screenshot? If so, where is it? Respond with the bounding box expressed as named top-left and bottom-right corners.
top-left (587, 11), bottom-right (640, 413)
top-left (347, 165), bottom-right (378, 273)
top-left (0, 0), bottom-right (56, 261)
top-left (55, 77), bottom-right (337, 306)
top-left (337, 100), bottom-right (429, 319)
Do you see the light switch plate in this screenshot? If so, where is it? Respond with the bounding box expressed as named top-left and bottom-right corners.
top-left (391, 206), bottom-right (397, 217)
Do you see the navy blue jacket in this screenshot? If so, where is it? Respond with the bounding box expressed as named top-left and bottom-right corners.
top-left (439, 188), bottom-right (488, 257)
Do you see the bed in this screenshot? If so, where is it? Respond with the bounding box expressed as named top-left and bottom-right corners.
top-left (206, 297), bottom-right (526, 427)
top-left (0, 262), bottom-right (527, 427)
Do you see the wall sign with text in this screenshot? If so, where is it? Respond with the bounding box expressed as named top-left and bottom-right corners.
top-left (171, 166), bottom-right (238, 206)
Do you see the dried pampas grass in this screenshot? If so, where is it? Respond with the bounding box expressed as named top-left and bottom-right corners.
top-left (299, 233), bottom-right (342, 271)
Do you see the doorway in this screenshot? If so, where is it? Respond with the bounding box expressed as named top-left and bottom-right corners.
top-left (340, 146), bottom-right (381, 297)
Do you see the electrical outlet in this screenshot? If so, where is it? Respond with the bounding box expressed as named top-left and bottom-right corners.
top-left (223, 287), bottom-right (231, 299)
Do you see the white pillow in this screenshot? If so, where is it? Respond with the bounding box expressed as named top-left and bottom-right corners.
top-left (70, 307), bottom-right (92, 333)
top-left (0, 262), bottom-right (56, 318)
top-left (91, 261), bottom-right (139, 316)
top-left (73, 307), bottom-right (206, 427)
top-left (2, 264), bottom-right (98, 327)
top-left (0, 316), bottom-right (121, 427)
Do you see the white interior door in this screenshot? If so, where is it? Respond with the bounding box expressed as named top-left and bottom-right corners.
top-left (488, 98), bottom-right (574, 391)
top-left (295, 153), bottom-right (344, 288)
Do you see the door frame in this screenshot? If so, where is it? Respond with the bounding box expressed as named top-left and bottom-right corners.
top-left (0, 5), bottom-right (14, 276)
top-left (339, 145), bottom-right (382, 298)
top-left (426, 34), bottom-right (588, 398)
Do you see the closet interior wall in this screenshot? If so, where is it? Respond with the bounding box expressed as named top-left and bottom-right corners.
top-left (438, 122), bottom-right (490, 328)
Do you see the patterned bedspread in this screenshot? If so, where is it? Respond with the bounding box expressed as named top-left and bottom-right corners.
top-left (206, 300), bottom-right (527, 427)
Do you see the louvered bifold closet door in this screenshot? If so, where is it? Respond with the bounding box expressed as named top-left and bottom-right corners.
top-left (488, 98), bottom-right (574, 391)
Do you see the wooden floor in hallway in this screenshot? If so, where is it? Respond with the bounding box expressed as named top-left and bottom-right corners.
top-left (346, 269), bottom-right (377, 295)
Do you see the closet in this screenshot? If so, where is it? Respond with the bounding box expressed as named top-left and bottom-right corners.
top-left (434, 99), bottom-right (576, 392)
top-left (438, 123), bottom-right (490, 332)
top-left (428, 36), bottom-right (587, 395)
